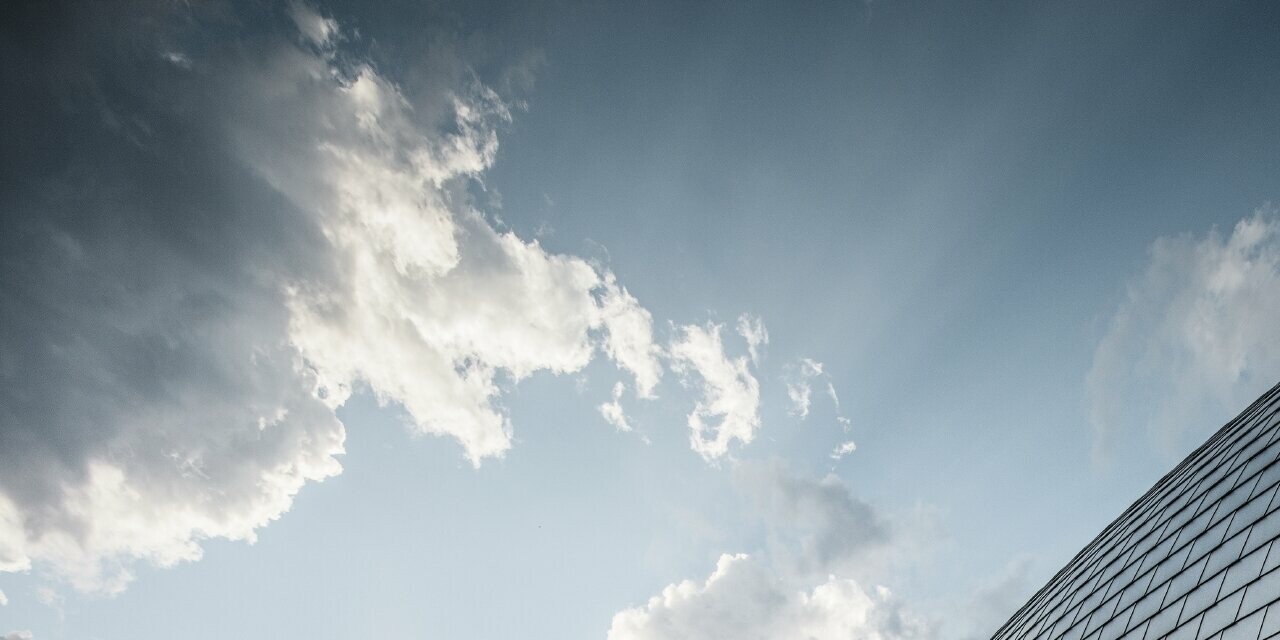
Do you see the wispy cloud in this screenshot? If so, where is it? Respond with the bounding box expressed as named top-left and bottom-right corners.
top-left (956, 557), bottom-right (1035, 640)
top-left (599, 382), bottom-right (634, 432)
top-left (286, 1), bottom-right (339, 48)
top-left (1087, 208), bottom-right (1280, 461)
top-left (784, 358), bottom-right (855, 457)
top-left (831, 441), bottom-right (858, 460)
top-left (785, 358), bottom-right (825, 418)
top-left (737, 314), bottom-right (769, 366)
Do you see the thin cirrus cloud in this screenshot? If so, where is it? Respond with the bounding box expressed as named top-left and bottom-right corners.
top-left (599, 381), bottom-right (634, 433)
top-left (736, 313), bottom-right (770, 366)
top-left (1087, 208), bottom-right (1280, 461)
top-left (784, 357), bottom-right (854, 444)
top-left (786, 358), bottom-right (825, 418)
top-left (0, 1), bottom-right (754, 594)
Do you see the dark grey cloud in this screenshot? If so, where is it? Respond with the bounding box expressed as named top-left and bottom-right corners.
top-left (0, 0), bottom-right (662, 591)
top-left (734, 458), bottom-right (891, 576)
top-left (0, 0), bottom-right (350, 590)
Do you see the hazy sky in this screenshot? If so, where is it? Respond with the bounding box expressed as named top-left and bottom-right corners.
top-left (3, 1), bottom-right (1280, 639)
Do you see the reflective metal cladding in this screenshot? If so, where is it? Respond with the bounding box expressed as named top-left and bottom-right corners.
top-left (994, 383), bottom-right (1280, 640)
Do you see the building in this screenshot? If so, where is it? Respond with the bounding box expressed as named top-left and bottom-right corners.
top-left (993, 383), bottom-right (1280, 640)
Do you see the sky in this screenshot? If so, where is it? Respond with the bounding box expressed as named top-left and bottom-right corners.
top-left (2, 1), bottom-right (1280, 638)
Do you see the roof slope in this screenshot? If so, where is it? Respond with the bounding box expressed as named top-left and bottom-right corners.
top-left (993, 382), bottom-right (1280, 640)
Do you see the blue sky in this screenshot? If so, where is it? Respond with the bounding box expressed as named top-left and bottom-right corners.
top-left (3, 1), bottom-right (1280, 638)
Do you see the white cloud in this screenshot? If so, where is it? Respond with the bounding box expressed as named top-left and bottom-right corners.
top-left (243, 63), bottom-right (663, 464)
top-left (831, 441), bottom-right (858, 460)
top-left (1087, 208), bottom-right (1280, 460)
top-left (598, 274), bottom-right (663, 398)
top-left (737, 314), bottom-right (769, 366)
top-left (785, 358), bottom-right (824, 418)
top-left (784, 360), bottom-right (851, 436)
top-left (826, 382), bottom-right (841, 410)
top-left (0, 3), bottom-right (663, 593)
top-left (600, 382), bottom-right (633, 432)
top-left (787, 383), bottom-right (812, 418)
top-left (0, 589), bottom-right (7, 606)
top-left (3, 631), bottom-right (33, 640)
top-left (160, 51), bottom-right (191, 69)
top-left (669, 322), bottom-right (762, 461)
top-left (286, 1), bottom-right (339, 47)
top-left (34, 587), bottom-right (59, 609)
top-left (608, 554), bottom-right (928, 640)
top-left (610, 463), bottom-right (930, 639)
top-left (829, 382), bottom-right (852, 432)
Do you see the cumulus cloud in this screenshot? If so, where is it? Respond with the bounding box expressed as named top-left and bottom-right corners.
top-left (608, 553), bottom-right (928, 640)
top-left (0, 4), bottom-right (349, 591)
top-left (609, 462), bottom-right (929, 639)
top-left (599, 274), bottom-right (664, 398)
top-left (669, 322), bottom-right (762, 461)
top-left (1087, 208), bottom-right (1280, 460)
top-left (600, 382), bottom-right (633, 432)
top-left (3, 631), bottom-right (33, 640)
top-left (0, 1), bottom-right (664, 593)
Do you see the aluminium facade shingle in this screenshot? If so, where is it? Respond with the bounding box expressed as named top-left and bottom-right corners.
top-left (993, 382), bottom-right (1280, 640)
